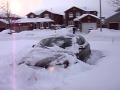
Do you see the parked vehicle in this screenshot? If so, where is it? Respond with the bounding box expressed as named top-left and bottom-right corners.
top-left (20, 34), bottom-right (91, 69)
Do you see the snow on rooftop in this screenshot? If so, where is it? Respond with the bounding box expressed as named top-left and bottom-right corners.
top-left (81, 7), bottom-right (97, 11)
top-left (65, 6), bottom-right (97, 12)
top-left (33, 9), bottom-right (47, 15)
top-left (0, 19), bottom-right (8, 24)
top-left (74, 14), bottom-right (100, 21)
top-left (16, 18), bottom-right (54, 23)
top-left (0, 13), bottom-right (21, 18)
top-left (33, 9), bottom-right (64, 15)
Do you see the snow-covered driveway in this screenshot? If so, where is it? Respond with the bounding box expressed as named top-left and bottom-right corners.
top-left (0, 28), bottom-right (120, 90)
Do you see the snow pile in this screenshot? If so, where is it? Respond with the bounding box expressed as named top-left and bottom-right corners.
top-left (0, 28), bottom-right (120, 90)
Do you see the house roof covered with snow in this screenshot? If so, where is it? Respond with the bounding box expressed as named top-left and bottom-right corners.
top-left (15, 18), bottom-right (54, 23)
top-left (74, 14), bottom-right (100, 21)
top-left (65, 6), bottom-right (97, 12)
top-left (0, 19), bottom-right (8, 24)
top-left (27, 9), bottom-right (64, 16)
top-left (0, 13), bottom-right (22, 18)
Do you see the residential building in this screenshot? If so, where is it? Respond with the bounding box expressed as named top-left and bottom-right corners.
top-left (105, 12), bottom-right (120, 30)
top-left (27, 10), bottom-right (64, 25)
top-left (65, 6), bottom-right (99, 33)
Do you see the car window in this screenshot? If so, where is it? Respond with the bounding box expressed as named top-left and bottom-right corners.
top-left (40, 37), bottom-right (72, 48)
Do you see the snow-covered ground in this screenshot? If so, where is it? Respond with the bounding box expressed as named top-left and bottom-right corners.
top-left (0, 28), bottom-right (120, 90)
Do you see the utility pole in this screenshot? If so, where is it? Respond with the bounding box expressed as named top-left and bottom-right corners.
top-left (99, 0), bottom-right (102, 32)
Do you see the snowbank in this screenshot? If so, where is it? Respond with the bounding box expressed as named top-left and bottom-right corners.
top-left (0, 28), bottom-right (120, 90)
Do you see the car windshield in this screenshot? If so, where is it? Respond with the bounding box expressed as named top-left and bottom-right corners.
top-left (40, 36), bottom-right (72, 48)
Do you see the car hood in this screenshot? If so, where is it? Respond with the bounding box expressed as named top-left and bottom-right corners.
top-left (21, 47), bottom-right (79, 67)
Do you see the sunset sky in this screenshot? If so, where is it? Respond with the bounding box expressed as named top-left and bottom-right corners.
top-left (0, 0), bottom-right (116, 18)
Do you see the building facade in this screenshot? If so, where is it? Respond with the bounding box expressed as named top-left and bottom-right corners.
top-left (27, 10), bottom-right (64, 25)
top-left (106, 12), bottom-right (120, 30)
top-left (65, 6), bottom-right (99, 33)
top-left (64, 6), bottom-right (98, 26)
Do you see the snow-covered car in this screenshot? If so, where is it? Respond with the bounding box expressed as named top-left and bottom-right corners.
top-left (20, 34), bottom-right (91, 69)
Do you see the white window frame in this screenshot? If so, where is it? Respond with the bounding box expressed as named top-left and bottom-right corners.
top-left (68, 21), bottom-right (74, 25)
top-left (44, 14), bottom-right (49, 18)
top-left (69, 12), bottom-right (73, 18)
top-left (76, 12), bottom-right (81, 17)
top-left (30, 14), bottom-right (34, 18)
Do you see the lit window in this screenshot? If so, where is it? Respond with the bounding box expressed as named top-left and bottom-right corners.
top-left (76, 12), bottom-right (81, 17)
top-left (88, 16), bottom-right (91, 19)
top-left (68, 21), bottom-right (74, 25)
top-left (44, 14), bottom-right (49, 18)
top-left (69, 12), bottom-right (73, 18)
top-left (30, 14), bottom-right (34, 18)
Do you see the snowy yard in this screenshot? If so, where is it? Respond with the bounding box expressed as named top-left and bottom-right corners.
top-left (0, 28), bottom-right (120, 90)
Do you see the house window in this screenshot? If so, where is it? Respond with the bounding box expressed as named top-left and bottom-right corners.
top-left (86, 11), bottom-right (90, 14)
top-left (44, 14), bottom-right (49, 18)
top-left (76, 12), bottom-right (81, 17)
top-left (30, 14), bottom-right (34, 18)
top-left (68, 21), bottom-right (74, 25)
top-left (69, 12), bottom-right (73, 18)
top-left (88, 16), bottom-right (91, 19)
top-left (94, 12), bottom-right (96, 15)
top-left (46, 23), bottom-right (49, 28)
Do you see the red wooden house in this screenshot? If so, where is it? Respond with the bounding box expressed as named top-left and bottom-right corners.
top-left (13, 18), bottom-right (54, 32)
top-left (27, 10), bottom-right (64, 25)
top-left (65, 6), bottom-right (99, 33)
top-left (0, 13), bottom-right (21, 32)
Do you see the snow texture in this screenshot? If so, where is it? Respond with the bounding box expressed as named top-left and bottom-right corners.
top-left (0, 28), bottom-right (120, 90)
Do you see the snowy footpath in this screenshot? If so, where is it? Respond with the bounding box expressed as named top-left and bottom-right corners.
top-left (0, 28), bottom-right (120, 90)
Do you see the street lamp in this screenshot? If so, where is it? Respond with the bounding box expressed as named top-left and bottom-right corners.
top-left (99, 0), bottom-right (102, 32)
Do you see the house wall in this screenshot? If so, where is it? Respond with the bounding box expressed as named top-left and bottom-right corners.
top-left (81, 15), bottom-right (99, 23)
top-left (75, 15), bottom-right (100, 31)
top-left (65, 7), bottom-right (84, 26)
top-left (27, 13), bottom-right (37, 18)
top-left (11, 23), bottom-right (31, 32)
top-left (106, 12), bottom-right (120, 30)
top-left (12, 22), bottom-right (53, 32)
top-left (39, 11), bottom-right (64, 25)
top-left (0, 21), bottom-right (7, 32)
top-left (84, 11), bottom-right (98, 16)
top-left (65, 6), bottom-right (98, 26)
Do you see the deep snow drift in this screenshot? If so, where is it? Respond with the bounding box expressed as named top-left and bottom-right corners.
top-left (0, 28), bottom-right (120, 90)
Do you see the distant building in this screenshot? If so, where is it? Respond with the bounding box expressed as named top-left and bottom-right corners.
top-left (64, 6), bottom-right (99, 33)
top-left (0, 19), bottom-right (8, 32)
top-left (13, 18), bottom-right (54, 32)
top-left (105, 12), bottom-right (120, 30)
top-left (0, 13), bottom-right (21, 32)
top-left (26, 10), bottom-right (64, 25)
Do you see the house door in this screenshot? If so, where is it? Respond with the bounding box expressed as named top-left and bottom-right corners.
top-left (82, 23), bottom-right (97, 33)
top-left (109, 23), bottom-right (119, 30)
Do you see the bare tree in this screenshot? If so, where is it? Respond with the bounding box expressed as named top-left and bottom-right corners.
top-left (0, 1), bottom-right (15, 34)
top-left (109, 0), bottom-right (120, 12)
